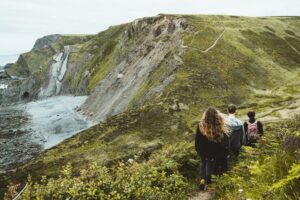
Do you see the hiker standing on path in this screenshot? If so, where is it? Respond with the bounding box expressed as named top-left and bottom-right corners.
top-left (195, 107), bottom-right (229, 190)
top-left (226, 104), bottom-right (246, 156)
top-left (244, 111), bottom-right (263, 147)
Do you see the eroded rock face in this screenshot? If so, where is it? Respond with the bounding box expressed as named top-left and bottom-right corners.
top-left (81, 16), bottom-right (188, 122)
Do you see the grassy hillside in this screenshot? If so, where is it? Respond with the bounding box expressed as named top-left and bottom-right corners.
top-left (1, 15), bottom-right (299, 199)
top-left (4, 117), bottom-right (299, 199)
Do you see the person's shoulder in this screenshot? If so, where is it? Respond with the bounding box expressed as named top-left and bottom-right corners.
top-left (195, 124), bottom-right (200, 133)
top-left (219, 112), bottom-right (227, 119)
top-left (223, 133), bottom-right (229, 139)
top-left (195, 124), bottom-right (203, 135)
top-left (235, 117), bottom-right (243, 125)
top-left (226, 116), bottom-right (242, 127)
top-left (257, 120), bottom-right (263, 125)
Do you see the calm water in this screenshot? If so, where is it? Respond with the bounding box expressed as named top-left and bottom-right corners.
top-left (0, 95), bottom-right (93, 171)
top-left (25, 95), bottom-right (93, 149)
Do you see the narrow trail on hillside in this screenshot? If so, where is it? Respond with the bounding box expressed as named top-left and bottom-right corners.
top-left (202, 30), bottom-right (226, 52)
top-left (189, 191), bottom-right (215, 200)
top-left (184, 29), bottom-right (226, 53)
top-left (12, 184), bottom-right (27, 200)
top-left (258, 97), bottom-right (300, 122)
top-left (285, 40), bottom-right (300, 55)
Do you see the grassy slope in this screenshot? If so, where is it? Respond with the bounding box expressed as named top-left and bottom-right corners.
top-left (66, 24), bottom-right (128, 93)
top-left (1, 15), bottom-right (300, 198)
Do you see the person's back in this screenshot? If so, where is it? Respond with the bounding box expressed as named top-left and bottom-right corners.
top-left (195, 126), bottom-right (229, 159)
top-left (244, 111), bottom-right (263, 146)
top-left (195, 107), bottom-right (229, 190)
top-left (226, 104), bottom-right (246, 156)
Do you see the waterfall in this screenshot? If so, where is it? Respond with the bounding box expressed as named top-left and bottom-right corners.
top-left (0, 84), bottom-right (8, 89)
top-left (39, 46), bottom-right (70, 97)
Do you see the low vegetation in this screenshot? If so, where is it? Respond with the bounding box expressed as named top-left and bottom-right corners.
top-left (4, 116), bottom-right (299, 199)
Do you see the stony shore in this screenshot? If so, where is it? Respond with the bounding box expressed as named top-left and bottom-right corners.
top-left (0, 96), bottom-right (91, 173)
top-left (0, 106), bottom-right (42, 173)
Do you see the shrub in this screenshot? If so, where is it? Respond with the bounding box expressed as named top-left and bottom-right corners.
top-left (214, 118), bottom-right (300, 199)
top-left (7, 158), bottom-right (190, 199)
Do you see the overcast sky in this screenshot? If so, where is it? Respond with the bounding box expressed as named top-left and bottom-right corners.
top-left (0, 0), bottom-right (299, 56)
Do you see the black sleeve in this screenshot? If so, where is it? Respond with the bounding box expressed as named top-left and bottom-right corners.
top-left (243, 122), bottom-right (248, 133)
top-left (257, 121), bottom-right (263, 136)
top-left (243, 122), bottom-right (248, 141)
top-left (195, 127), bottom-right (201, 156)
top-left (224, 134), bottom-right (230, 156)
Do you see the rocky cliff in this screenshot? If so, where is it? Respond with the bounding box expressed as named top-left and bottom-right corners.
top-left (32, 34), bottom-right (62, 50)
top-left (3, 15), bottom-right (299, 120)
top-left (80, 16), bottom-right (188, 121)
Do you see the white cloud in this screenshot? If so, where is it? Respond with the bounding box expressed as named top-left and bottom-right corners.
top-left (0, 0), bottom-right (299, 55)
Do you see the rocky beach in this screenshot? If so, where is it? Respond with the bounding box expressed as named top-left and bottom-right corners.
top-left (0, 96), bottom-right (92, 173)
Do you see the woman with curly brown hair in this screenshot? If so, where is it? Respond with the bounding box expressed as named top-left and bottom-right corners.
top-left (195, 107), bottom-right (229, 190)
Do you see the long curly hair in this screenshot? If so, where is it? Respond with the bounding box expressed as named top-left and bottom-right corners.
top-left (199, 107), bottom-right (227, 142)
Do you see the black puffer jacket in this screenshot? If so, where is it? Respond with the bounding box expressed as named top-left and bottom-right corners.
top-left (195, 126), bottom-right (229, 159)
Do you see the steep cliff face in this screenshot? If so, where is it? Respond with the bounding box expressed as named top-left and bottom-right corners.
top-left (80, 16), bottom-right (188, 121)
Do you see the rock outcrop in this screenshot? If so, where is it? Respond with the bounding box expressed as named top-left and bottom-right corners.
top-left (32, 34), bottom-right (61, 50)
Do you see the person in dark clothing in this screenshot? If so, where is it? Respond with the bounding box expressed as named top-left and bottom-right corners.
top-left (226, 104), bottom-right (246, 156)
top-left (244, 111), bottom-right (263, 146)
top-left (195, 107), bottom-right (229, 190)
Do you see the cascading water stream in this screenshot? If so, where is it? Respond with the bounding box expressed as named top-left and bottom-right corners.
top-left (38, 46), bottom-right (70, 97)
